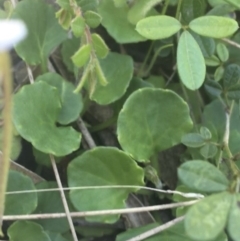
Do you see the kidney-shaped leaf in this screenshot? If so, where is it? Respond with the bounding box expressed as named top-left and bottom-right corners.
top-left (90, 52), bottom-right (133, 105)
top-left (136, 16), bottom-right (181, 40)
top-left (227, 193), bottom-right (240, 241)
top-left (8, 221), bottom-right (51, 241)
top-left (68, 147), bottom-right (144, 223)
top-left (185, 192), bottom-right (232, 241)
top-left (5, 171), bottom-right (37, 215)
top-left (117, 88), bottom-right (193, 161)
top-left (178, 160), bottom-right (229, 193)
top-left (13, 82), bottom-right (81, 156)
top-left (177, 31), bottom-right (206, 90)
top-left (189, 16), bottom-right (238, 38)
top-left (13, 0), bottom-right (67, 65)
top-left (36, 73), bottom-right (83, 125)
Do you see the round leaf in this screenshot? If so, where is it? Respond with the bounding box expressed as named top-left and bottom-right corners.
top-left (177, 31), bottom-right (206, 90)
top-left (34, 182), bottom-right (70, 233)
top-left (5, 171), bottom-right (37, 215)
top-left (71, 44), bottom-right (91, 68)
top-left (227, 194), bottom-right (240, 241)
top-left (14, 0), bottom-right (67, 65)
top-left (90, 52), bottom-right (133, 105)
top-left (91, 33), bottom-right (109, 58)
top-left (98, 0), bottom-right (146, 43)
top-left (178, 160), bottom-right (229, 192)
top-left (189, 16), bottom-right (238, 38)
top-left (181, 133), bottom-right (205, 148)
top-left (8, 221), bottom-right (51, 241)
top-left (68, 147), bottom-right (144, 223)
top-left (36, 73), bottom-right (83, 125)
top-left (185, 192), bottom-right (232, 241)
top-left (13, 81), bottom-right (81, 156)
top-left (200, 143), bottom-right (218, 159)
top-left (117, 88), bottom-right (193, 161)
top-left (200, 126), bottom-right (212, 140)
top-left (84, 10), bottom-right (102, 28)
top-left (136, 16), bottom-right (181, 40)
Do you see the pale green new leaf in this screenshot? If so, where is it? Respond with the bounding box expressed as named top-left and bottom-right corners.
top-left (71, 44), bottom-right (91, 68)
top-left (189, 16), bottom-right (238, 38)
top-left (136, 16), bottom-right (181, 40)
top-left (177, 31), bottom-right (206, 90)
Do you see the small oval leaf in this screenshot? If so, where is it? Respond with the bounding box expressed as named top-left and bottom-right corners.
top-left (91, 33), bottom-right (109, 58)
top-left (189, 16), bottom-right (239, 38)
top-left (71, 44), bottom-right (91, 68)
top-left (178, 160), bottom-right (229, 192)
top-left (71, 15), bottom-right (85, 37)
top-left (181, 133), bottom-right (205, 148)
top-left (84, 10), bottom-right (102, 28)
top-left (177, 31), bottom-right (206, 90)
top-left (136, 16), bottom-right (181, 40)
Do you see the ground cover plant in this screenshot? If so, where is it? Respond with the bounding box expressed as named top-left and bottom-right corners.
top-left (1, 0), bottom-right (240, 240)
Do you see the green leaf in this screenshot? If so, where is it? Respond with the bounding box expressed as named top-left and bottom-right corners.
top-left (56, 8), bottom-right (72, 30)
top-left (84, 10), bottom-right (102, 28)
top-left (223, 63), bottom-right (240, 89)
top-left (214, 66), bottom-right (224, 81)
top-left (227, 84), bottom-right (240, 100)
top-left (13, 81), bottom-right (81, 156)
top-left (77, 0), bottom-right (98, 12)
top-left (91, 33), bottom-right (109, 58)
top-left (204, 79), bottom-right (223, 97)
top-left (94, 59), bottom-right (108, 86)
top-left (178, 160), bottom-right (229, 192)
top-left (98, 0), bottom-right (146, 43)
top-left (5, 171), bottom-right (37, 215)
top-left (185, 192), bottom-right (232, 241)
top-left (113, 0), bottom-right (126, 8)
top-left (181, 0), bottom-right (206, 24)
top-left (33, 148), bottom-right (61, 167)
top-left (216, 43), bottom-right (229, 62)
top-left (13, 0), bottom-right (67, 65)
top-left (8, 221), bottom-right (51, 241)
top-left (208, 0), bottom-right (226, 7)
top-left (117, 88), bottom-right (193, 161)
top-left (225, 0), bottom-right (240, 8)
top-left (90, 52), bottom-right (133, 105)
top-left (205, 55), bottom-right (221, 66)
top-left (57, 0), bottom-right (71, 10)
top-left (34, 182), bottom-right (69, 233)
top-left (68, 147), bottom-right (144, 223)
top-left (127, 0), bottom-right (163, 25)
top-left (71, 44), bottom-right (91, 68)
top-left (227, 193), bottom-right (240, 241)
top-left (181, 133), bottom-right (205, 148)
top-left (71, 15), bottom-right (85, 37)
top-left (189, 16), bottom-right (239, 38)
top-left (200, 126), bottom-right (212, 140)
top-left (191, 32), bottom-right (215, 58)
top-left (207, 3), bottom-right (235, 16)
top-left (177, 31), bottom-right (206, 90)
top-left (136, 16), bottom-right (181, 40)
top-left (200, 143), bottom-right (218, 159)
top-left (36, 73), bottom-right (83, 125)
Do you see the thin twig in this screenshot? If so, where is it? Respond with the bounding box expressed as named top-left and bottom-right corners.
top-left (222, 38), bottom-right (240, 49)
top-left (5, 184), bottom-right (204, 199)
top-left (77, 117), bottom-right (96, 148)
top-left (26, 64), bottom-right (34, 84)
top-left (2, 200), bottom-right (198, 221)
top-left (50, 155), bottom-right (78, 241)
top-left (126, 216), bottom-right (185, 241)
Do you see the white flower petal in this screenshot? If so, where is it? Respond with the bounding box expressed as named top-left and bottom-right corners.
top-left (0, 20), bottom-right (27, 51)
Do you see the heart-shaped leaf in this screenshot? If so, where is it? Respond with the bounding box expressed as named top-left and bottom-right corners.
top-left (136, 16), bottom-right (181, 40)
top-left (13, 81), bottom-right (81, 156)
top-left (90, 52), bottom-right (133, 105)
top-left (189, 16), bottom-right (238, 38)
top-left (185, 192), bottom-right (232, 241)
top-left (68, 147), bottom-right (144, 223)
top-left (8, 221), bottom-right (51, 241)
top-left (13, 0), bottom-right (67, 65)
top-left (117, 88), bottom-right (193, 161)
top-left (178, 160), bottom-right (229, 192)
top-left (98, 0), bottom-right (146, 43)
top-left (5, 171), bottom-right (37, 215)
top-left (177, 31), bottom-right (206, 90)
top-left (36, 73), bottom-right (83, 125)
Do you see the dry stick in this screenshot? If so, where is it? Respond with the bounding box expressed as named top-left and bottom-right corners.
top-left (50, 154), bottom-right (78, 241)
top-left (126, 216), bottom-right (185, 241)
top-left (222, 38), bottom-right (240, 49)
top-left (2, 200), bottom-right (198, 221)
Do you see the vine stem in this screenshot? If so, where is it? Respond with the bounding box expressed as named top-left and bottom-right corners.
top-left (0, 52), bottom-right (13, 236)
top-left (161, 0), bottom-right (170, 15)
top-left (175, 0), bottom-right (183, 19)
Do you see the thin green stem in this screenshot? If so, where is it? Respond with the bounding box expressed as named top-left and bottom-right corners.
top-left (145, 44), bottom-right (173, 76)
top-left (0, 52), bottom-right (13, 235)
top-left (161, 0), bottom-right (170, 15)
top-left (175, 0), bottom-right (183, 20)
top-left (74, 63), bottom-right (91, 93)
top-left (137, 42), bottom-right (154, 77)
